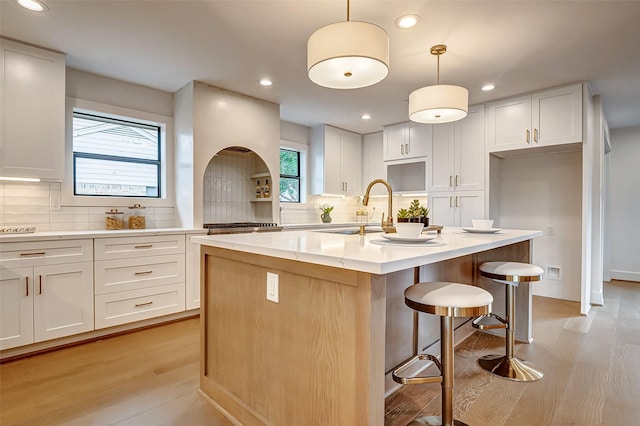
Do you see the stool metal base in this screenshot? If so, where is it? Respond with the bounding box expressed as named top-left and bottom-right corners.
top-left (408, 416), bottom-right (469, 426)
top-left (478, 354), bottom-right (543, 382)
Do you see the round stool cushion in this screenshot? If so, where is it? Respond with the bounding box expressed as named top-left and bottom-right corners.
top-left (404, 282), bottom-right (493, 317)
top-left (479, 261), bottom-right (543, 283)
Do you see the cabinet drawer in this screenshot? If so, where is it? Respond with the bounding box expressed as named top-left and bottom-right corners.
top-left (94, 234), bottom-right (185, 260)
top-left (95, 283), bottom-right (185, 329)
top-left (94, 254), bottom-right (185, 295)
top-left (0, 239), bottom-right (93, 268)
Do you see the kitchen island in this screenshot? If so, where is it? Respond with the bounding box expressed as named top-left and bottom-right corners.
top-left (192, 227), bottom-right (542, 425)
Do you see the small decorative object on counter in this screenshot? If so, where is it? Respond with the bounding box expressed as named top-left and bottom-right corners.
top-left (256, 180), bottom-right (262, 198)
top-left (396, 199), bottom-right (430, 226)
top-left (105, 209), bottom-right (124, 230)
top-left (356, 208), bottom-right (368, 223)
top-left (319, 204), bottom-right (334, 223)
top-left (127, 203), bottom-right (146, 229)
top-left (263, 179), bottom-right (271, 198)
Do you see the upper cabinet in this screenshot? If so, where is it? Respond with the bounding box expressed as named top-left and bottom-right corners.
top-left (430, 105), bottom-right (485, 193)
top-left (310, 125), bottom-right (362, 196)
top-left (486, 83), bottom-right (583, 154)
top-left (0, 39), bottom-right (66, 180)
top-left (383, 122), bottom-right (431, 161)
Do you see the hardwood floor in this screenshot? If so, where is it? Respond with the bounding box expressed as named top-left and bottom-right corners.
top-left (1, 280), bottom-right (638, 425)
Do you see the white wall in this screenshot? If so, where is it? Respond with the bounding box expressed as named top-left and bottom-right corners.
top-left (607, 126), bottom-right (640, 281)
top-left (493, 151), bottom-right (583, 302)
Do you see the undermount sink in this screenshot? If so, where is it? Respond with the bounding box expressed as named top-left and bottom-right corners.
top-left (315, 227), bottom-right (384, 235)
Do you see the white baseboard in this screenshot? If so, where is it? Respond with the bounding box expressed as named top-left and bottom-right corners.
top-left (610, 270), bottom-right (640, 282)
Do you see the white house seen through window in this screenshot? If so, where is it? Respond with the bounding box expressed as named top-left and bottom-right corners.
top-left (72, 111), bottom-right (161, 197)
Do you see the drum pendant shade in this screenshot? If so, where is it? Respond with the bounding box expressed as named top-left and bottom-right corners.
top-left (307, 21), bottom-right (389, 89)
top-left (409, 44), bottom-right (468, 123)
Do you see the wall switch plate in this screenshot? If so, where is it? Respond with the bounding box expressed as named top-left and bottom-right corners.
top-left (546, 224), bottom-right (554, 236)
top-left (266, 272), bottom-right (279, 303)
top-left (546, 266), bottom-right (561, 280)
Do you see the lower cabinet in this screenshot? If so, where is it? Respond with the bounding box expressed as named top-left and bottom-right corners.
top-left (0, 240), bottom-right (94, 351)
top-left (429, 191), bottom-right (485, 228)
top-left (94, 235), bottom-right (187, 330)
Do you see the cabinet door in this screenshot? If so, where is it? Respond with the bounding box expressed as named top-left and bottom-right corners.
top-left (340, 129), bottom-right (361, 195)
top-left (455, 191), bottom-right (485, 228)
top-left (33, 262), bottom-right (94, 342)
top-left (407, 123), bottom-right (431, 158)
top-left (0, 267), bottom-right (34, 350)
top-left (361, 132), bottom-right (386, 196)
top-left (455, 106), bottom-right (485, 192)
top-left (429, 192), bottom-right (455, 227)
top-left (487, 95), bottom-right (532, 153)
top-left (532, 84), bottom-right (582, 147)
top-left (0, 39), bottom-right (65, 180)
top-left (383, 124), bottom-right (406, 161)
top-left (430, 123), bottom-right (455, 193)
top-left (323, 126), bottom-right (343, 194)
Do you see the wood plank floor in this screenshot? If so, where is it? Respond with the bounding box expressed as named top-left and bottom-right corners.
top-left (1, 280), bottom-right (638, 426)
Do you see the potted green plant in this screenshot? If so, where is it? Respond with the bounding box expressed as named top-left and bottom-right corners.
top-left (396, 199), bottom-right (430, 226)
top-left (319, 204), bottom-right (334, 223)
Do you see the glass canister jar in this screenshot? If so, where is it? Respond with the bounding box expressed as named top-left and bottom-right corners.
top-left (105, 209), bottom-right (124, 230)
top-left (127, 204), bottom-right (146, 229)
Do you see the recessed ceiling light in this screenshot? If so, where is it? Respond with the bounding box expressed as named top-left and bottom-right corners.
top-left (259, 78), bottom-right (273, 86)
top-left (395, 15), bottom-right (419, 29)
top-left (482, 84), bottom-right (496, 91)
top-left (17, 0), bottom-right (48, 12)
top-left (361, 114), bottom-right (371, 120)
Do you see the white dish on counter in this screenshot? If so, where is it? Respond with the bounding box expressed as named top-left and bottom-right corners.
top-left (462, 227), bottom-right (502, 234)
top-left (381, 234), bottom-right (437, 243)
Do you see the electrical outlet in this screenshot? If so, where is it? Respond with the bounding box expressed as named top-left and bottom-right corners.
top-left (546, 224), bottom-right (554, 236)
top-left (50, 193), bottom-right (61, 211)
top-left (266, 272), bottom-right (279, 303)
top-left (546, 266), bottom-right (561, 280)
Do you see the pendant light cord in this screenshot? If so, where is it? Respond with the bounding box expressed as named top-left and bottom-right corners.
top-left (436, 53), bottom-right (440, 85)
top-left (346, 0), bottom-right (350, 21)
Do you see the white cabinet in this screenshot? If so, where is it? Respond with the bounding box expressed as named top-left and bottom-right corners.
top-left (0, 38), bottom-right (65, 180)
top-left (94, 234), bottom-right (186, 329)
top-left (429, 191), bottom-right (485, 228)
top-left (361, 132), bottom-right (386, 196)
top-left (0, 239), bottom-right (94, 350)
top-left (383, 122), bottom-right (431, 161)
top-left (310, 125), bottom-right (361, 196)
top-left (487, 84), bottom-right (583, 153)
top-left (430, 105), bottom-right (485, 193)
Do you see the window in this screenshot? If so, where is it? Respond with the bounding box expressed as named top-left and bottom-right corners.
top-left (72, 111), bottom-right (161, 197)
top-left (280, 148), bottom-right (300, 202)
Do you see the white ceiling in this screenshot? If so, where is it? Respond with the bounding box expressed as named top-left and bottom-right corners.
top-left (2, 0), bottom-right (639, 135)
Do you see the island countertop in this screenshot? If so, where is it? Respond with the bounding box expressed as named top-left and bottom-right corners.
top-left (191, 227), bottom-right (542, 275)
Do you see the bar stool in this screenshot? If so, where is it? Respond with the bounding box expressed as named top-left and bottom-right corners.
top-left (476, 261), bottom-right (544, 382)
top-left (392, 282), bottom-right (493, 426)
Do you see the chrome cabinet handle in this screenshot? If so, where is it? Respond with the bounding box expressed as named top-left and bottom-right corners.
top-left (534, 128), bottom-right (538, 143)
top-left (345, 182), bottom-right (348, 192)
top-left (135, 301), bottom-right (153, 307)
top-left (449, 196), bottom-right (453, 208)
top-left (526, 129), bottom-right (530, 143)
top-left (401, 144), bottom-right (404, 155)
top-left (405, 143), bottom-right (409, 154)
top-left (455, 175), bottom-right (459, 187)
top-left (449, 175), bottom-right (453, 187)
top-left (455, 196), bottom-right (459, 207)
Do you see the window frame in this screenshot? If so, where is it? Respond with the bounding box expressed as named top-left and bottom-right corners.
top-left (72, 111), bottom-right (162, 198)
top-left (279, 147), bottom-right (301, 203)
top-left (62, 98), bottom-right (174, 208)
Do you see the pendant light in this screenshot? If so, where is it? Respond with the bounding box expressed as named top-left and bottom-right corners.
top-left (307, 0), bottom-right (389, 89)
top-left (409, 44), bottom-right (468, 123)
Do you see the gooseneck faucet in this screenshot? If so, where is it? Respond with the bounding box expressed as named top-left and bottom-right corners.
top-left (362, 179), bottom-right (395, 233)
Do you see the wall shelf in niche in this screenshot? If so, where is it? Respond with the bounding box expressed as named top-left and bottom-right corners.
top-left (251, 198), bottom-right (272, 202)
top-left (250, 172), bottom-right (271, 179)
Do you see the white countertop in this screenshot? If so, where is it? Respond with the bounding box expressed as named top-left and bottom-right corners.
top-left (0, 228), bottom-right (207, 243)
top-left (192, 227), bottom-right (543, 275)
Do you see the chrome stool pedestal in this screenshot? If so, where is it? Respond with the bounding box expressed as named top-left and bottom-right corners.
top-left (477, 261), bottom-right (544, 382)
top-left (392, 282), bottom-right (493, 426)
